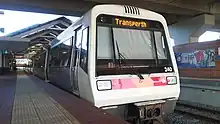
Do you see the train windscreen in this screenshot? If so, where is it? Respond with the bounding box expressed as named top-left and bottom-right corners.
top-left (96, 14), bottom-right (173, 76)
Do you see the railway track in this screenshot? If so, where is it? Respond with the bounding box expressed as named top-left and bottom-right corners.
top-left (175, 102), bottom-right (220, 123)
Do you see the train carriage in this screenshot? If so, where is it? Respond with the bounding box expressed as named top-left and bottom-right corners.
top-left (43, 4), bottom-right (180, 123)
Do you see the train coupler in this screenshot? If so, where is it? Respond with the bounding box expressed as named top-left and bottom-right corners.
top-left (134, 100), bottom-right (166, 124)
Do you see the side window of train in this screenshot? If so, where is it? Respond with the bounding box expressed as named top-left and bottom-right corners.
top-left (50, 47), bottom-right (60, 67)
top-left (80, 27), bottom-right (89, 73)
top-left (49, 38), bottom-right (72, 68)
top-left (74, 27), bottom-right (82, 67)
top-left (58, 38), bottom-right (72, 67)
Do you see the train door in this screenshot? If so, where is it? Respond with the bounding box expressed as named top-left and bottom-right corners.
top-left (71, 26), bottom-right (82, 95)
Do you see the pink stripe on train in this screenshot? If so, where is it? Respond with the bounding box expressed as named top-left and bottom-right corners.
top-left (111, 76), bottom-right (167, 90)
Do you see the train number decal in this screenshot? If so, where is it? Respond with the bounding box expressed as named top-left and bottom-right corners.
top-left (164, 67), bottom-right (173, 72)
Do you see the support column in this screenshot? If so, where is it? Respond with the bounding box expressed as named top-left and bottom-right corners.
top-left (32, 58), bottom-right (35, 75)
top-left (0, 52), bottom-right (2, 74)
top-left (44, 48), bottom-right (49, 83)
top-left (169, 14), bottom-right (215, 45)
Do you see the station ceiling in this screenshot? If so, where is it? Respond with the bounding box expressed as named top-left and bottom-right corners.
top-left (5, 17), bottom-right (72, 58)
top-left (0, 0), bottom-right (220, 25)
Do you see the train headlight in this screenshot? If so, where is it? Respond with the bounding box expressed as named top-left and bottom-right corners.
top-left (166, 76), bottom-right (177, 85)
top-left (96, 80), bottom-right (112, 91)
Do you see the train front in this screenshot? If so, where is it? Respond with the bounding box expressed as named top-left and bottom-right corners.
top-left (91, 6), bottom-right (180, 123)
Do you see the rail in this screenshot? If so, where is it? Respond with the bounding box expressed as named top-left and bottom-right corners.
top-left (180, 84), bottom-right (220, 91)
top-left (175, 102), bottom-right (220, 122)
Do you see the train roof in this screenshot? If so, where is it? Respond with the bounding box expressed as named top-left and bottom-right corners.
top-left (50, 4), bottom-right (167, 47)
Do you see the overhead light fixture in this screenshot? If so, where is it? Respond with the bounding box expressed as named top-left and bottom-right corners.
top-left (62, 51), bottom-right (67, 54)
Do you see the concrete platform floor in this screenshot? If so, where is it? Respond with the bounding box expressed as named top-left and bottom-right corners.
top-left (12, 75), bottom-right (80, 124)
top-left (0, 73), bottom-right (127, 124)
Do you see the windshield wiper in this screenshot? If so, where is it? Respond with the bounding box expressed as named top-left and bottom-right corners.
top-left (115, 40), bottom-right (144, 80)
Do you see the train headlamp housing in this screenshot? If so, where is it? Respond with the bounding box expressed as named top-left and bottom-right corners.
top-left (166, 76), bottom-right (177, 85)
top-left (96, 80), bottom-right (112, 91)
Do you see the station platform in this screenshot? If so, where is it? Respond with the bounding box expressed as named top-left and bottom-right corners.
top-left (0, 73), bottom-right (127, 124)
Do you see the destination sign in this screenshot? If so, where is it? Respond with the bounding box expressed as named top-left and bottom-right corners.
top-left (97, 14), bottom-right (163, 30)
top-left (114, 18), bottom-right (147, 28)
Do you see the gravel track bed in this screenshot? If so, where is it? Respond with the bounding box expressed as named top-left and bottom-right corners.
top-left (166, 103), bottom-right (220, 124)
top-left (168, 112), bottom-right (218, 124)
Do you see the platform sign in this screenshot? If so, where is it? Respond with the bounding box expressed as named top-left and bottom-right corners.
top-left (0, 50), bottom-right (8, 54)
top-left (0, 28), bottom-right (4, 33)
top-left (4, 50), bottom-right (8, 54)
top-left (218, 47), bottom-right (220, 56)
top-left (216, 47), bottom-right (220, 60)
top-left (0, 11), bottom-right (4, 35)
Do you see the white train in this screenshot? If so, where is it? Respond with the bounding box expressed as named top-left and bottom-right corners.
top-left (39, 4), bottom-right (180, 124)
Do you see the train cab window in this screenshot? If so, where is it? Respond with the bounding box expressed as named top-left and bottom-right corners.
top-left (154, 31), bottom-right (166, 59)
top-left (97, 26), bottom-right (114, 59)
top-left (96, 15), bottom-right (174, 76)
top-left (79, 27), bottom-right (89, 72)
top-left (154, 31), bottom-right (172, 66)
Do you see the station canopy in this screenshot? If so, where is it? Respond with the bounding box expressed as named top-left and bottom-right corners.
top-left (0, 37), bottom-right (30, 53)
top-left (2, 17), bottom-right (72, 58)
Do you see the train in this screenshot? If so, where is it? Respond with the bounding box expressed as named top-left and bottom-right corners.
top-left (32, 4), bottom-right (180, 124)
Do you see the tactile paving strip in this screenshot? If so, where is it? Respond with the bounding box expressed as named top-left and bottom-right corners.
top-left (11, 75), bottom-right (81, 124)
